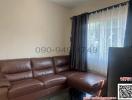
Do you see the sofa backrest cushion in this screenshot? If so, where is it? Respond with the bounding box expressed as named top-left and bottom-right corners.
top-left (53, 56), bottom-right (70, 73)
top-left (0, 59), bottom-right (32, 82)
top-left (31, 57), bottom-right (54, 77)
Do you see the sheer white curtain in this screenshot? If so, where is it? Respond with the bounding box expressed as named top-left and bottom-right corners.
top-left (87, 4), bottom-right (128, 75)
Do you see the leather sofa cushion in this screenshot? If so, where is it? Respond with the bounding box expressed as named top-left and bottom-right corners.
top-left (53, 56), bottom-right (70, 73)
top-left (9, 79), bottom-right (43, 98)
top-left (31, 57), bottom-right (54, 77)
top-left (37, 75), bottom-right (67, 88)
top-left (0, 59), bottom-right (32, 82)
top-left (58, 71), bottom-right (79, 78)
top-left (4, 71), bottom-right (32, 82)
top-left (0, 59), bottom-right (31, 74)
top-left (68, 72), bottom-right (106, 92)
top-left (55, 65), bottom-right (69, 73)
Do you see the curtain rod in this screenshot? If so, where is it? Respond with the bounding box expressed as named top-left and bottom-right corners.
top-left (71, 1), bottom-right (129, 19)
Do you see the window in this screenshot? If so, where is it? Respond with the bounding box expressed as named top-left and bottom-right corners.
top-left (87, 4), bottom-right (128, 75)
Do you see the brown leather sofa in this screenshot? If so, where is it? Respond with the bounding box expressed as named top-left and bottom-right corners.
top-left (0, 56), bottom-right (106, 100)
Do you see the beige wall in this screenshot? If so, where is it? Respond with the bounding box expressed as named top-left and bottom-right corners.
top-left (0, 0), bottom-right (71, 59)
top-left (0, 0), bottom-right (128, 60)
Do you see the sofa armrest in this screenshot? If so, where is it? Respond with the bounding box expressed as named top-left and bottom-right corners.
top-left (0, 87), bottom-right (8, 100)
top-left (0, 79), bottom-right (11, 88)
top-left (0, 73), bottom-right (11, 88)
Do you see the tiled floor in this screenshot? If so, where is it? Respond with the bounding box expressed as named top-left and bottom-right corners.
top-left (39, 89), bottom-right (70, 100)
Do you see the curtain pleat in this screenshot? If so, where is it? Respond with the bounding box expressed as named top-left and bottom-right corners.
top-left (70, 14), bottom-right (88, 72)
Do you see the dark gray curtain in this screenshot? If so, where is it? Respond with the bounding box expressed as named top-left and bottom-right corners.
top-left (70, 14), bottom-right (88, 72)
top-left (124, 1), bottom-right (132, 47)
top-left (69, 14), bottom-right (88, 100)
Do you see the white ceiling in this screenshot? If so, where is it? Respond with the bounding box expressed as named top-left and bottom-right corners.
top-left (49, 0), bottom-right (92, 9)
